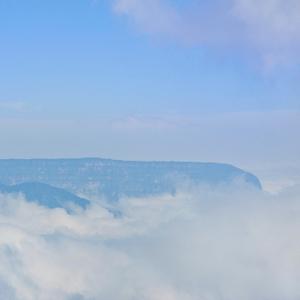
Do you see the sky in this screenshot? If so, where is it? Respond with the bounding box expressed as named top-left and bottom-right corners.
top-left (1, 2), bottom-right (300, 298)
top-left (0, 0), bottom-right (299, 188)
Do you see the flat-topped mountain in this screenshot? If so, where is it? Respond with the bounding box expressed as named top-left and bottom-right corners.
top-left (0, 158), bottom-right (261, 201)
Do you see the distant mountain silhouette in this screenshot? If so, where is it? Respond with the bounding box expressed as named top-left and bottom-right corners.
top-left (0, 182), bottom-right (90, 212)
top-left (0, 158), bottom-right (262, 201)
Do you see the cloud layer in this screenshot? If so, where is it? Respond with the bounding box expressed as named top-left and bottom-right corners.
top-left (0, 182), bottom-right (300, 299)
top-left (113, 0), bottom-right (300, 65)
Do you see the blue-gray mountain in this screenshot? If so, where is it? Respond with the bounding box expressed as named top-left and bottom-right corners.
top-left (0, 182), bottom-right (90, 212)
top-left (0, 158), bottom-right (261, 203)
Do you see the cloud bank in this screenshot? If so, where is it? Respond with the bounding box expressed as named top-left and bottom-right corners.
top-left (113, 0), bottom-right (300, 65)
top-left (0, 183), bottom-right (300, 299)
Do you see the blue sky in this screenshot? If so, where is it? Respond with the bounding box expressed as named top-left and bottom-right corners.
top-left (0, 0), bottom-right (299, 184)
top-left (1, 0), bottom-right (299, 118)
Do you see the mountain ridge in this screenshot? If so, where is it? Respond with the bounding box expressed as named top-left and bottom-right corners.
top-left (0, 158), bottom-right (262, 201)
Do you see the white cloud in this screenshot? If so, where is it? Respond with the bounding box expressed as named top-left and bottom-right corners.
top-left (0, 182), bottom-right (300, 299)
top-left (232, 0), bottom-right (300, 65)
top-left (113, 0), bottom-right (300, 65)
top-left (114, 0), bottom-right (183, 37)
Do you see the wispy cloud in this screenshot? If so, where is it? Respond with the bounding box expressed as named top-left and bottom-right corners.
top-left (114, 0), bottom-right (182, 37)
top-left (0, 101), bottom-right (28, 112)
top-left (113, 0), bottom-right (300, 66)
top-left (111, 115), bottom-right (182, 131)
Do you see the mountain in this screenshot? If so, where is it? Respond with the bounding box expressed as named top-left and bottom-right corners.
top-left (0, 182), bottom-right (90, 212)
top-left (0, 158), bottom-right (262, 201)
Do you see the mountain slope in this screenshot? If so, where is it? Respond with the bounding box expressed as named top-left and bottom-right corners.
top-left (0, 182), bottom-right (90, 211)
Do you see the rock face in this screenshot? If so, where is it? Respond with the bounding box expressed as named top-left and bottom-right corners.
top-left (0, 158), bottom-right (261, 201)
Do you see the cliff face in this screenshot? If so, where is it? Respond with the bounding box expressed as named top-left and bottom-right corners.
top-left (0, 158), bottom-right (261, 201)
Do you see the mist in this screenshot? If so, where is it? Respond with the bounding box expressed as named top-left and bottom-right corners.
top-left (0, 183), bottom-right (299, 300)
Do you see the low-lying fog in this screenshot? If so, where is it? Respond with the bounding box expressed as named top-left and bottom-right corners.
top-left (0, 182), bottom-right (299, 300)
